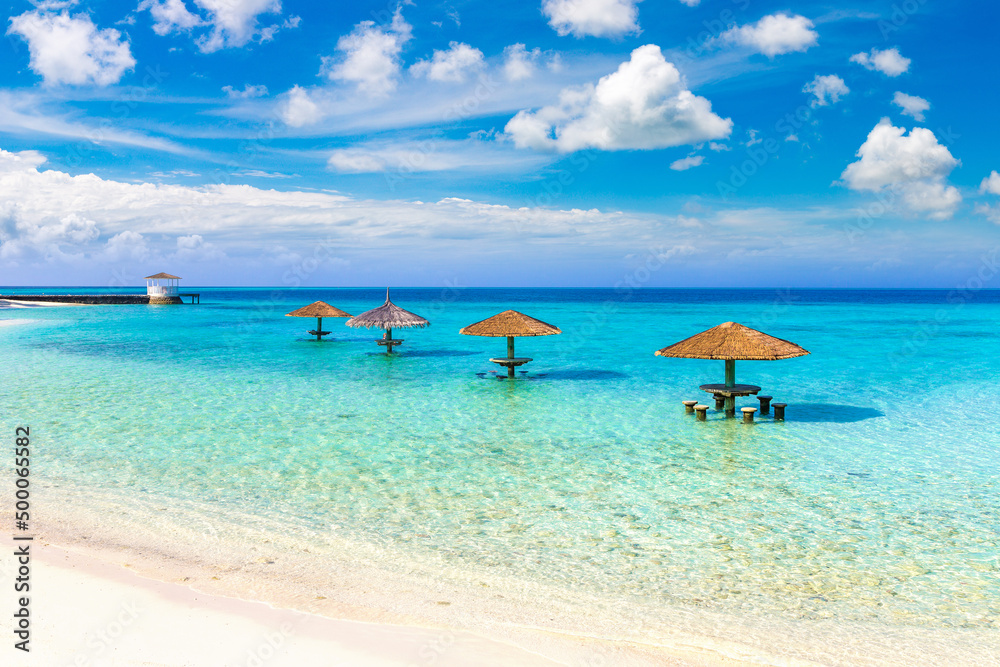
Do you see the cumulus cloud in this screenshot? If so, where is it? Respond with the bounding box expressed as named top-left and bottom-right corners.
top-left (223, 83), bottom-right (268, 98)
top-left (504, 44), bottom-right (731, 153)
top-left (139, 0), bottom-right (202, 36)
top-left (670, 155), bottom-right (704, 171)
top-left (502, 43), bottom-right (541, 81)
top-left (850, 48), bottom-right (910, 76)
top-left (0, 149), bottom-right (47, 172)
top-left (803, 74), bottom-right (849, 107)
top-left (6, 10), bottom-right (135, 85)
top-left (716, 13), bottom-right (818, 57)
top-left (542, 0), bottom-right (641, 38)
top-left (841, 118), bottom-right (961, 219)
top-left (976, 175), bottom-right (1000, 223)
top-left (892, 92), bottom-right (929, 121)
top-left (278, 86), bottom-right (323, 127)
top-left (139, 0), bottom-right (287, 52)
top-left (323, 8), bottom-right (412, 97)
top-left (980, 171), bottom-right (1000, 195)
top-left (411, 42), bottom-right (484, 83)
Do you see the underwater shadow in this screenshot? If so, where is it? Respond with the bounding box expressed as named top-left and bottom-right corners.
top-left (530, 369), bottom-right (628, 381)
top-left (779, 403), bottom-right (884, 423)
top-left (401, 349), bottom-right (479, 357)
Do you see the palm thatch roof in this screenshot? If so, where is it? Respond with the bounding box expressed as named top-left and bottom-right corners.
top-left (345, 289), bottom-right (429, 330)
top-left (145, 272), bottom-right (181, 279)
top-left (285, 301), bottom-right (352, 318)
top-left (655, 322), bottom-right (809, 360)
top-left (460, 310), bottom-right (561, 337)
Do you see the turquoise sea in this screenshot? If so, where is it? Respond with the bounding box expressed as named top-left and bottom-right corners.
top-left (2, 288), bottom-right (999, 659)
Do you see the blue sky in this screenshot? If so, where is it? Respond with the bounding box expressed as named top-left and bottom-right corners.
top-left (1, 0), bottom-right (998, 288)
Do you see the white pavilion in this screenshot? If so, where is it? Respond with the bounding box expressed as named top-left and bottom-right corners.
top-left (145, 272), bottom-right (181, 297)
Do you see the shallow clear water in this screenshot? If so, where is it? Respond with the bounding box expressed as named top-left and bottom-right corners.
top-left (2, 288), bottom-right (999, 632)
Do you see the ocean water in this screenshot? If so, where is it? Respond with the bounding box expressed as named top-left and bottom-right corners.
top-left (2, 288), bottom-right (999, 653)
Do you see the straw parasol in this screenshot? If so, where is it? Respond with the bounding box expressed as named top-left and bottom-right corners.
top-left (460, 310), bottom-right (561, 378)
top-left (286, 301), bottom-right (352, 341)
top-left (655, 322), bottom-right (809, 416)
top-left (345, 288), bottom-right (429, 353)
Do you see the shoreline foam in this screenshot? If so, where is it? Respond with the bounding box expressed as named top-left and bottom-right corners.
top-left (0, 298), bottom-right (89, 308)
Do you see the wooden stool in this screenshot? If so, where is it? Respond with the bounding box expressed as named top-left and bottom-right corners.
top-left (683, 400), bottom-right (698, 414)
top-left (713, 394), bottom-right (726, 410)
top-left (773, 403), bottom-right (787, 420)
top-left (694, 405), bottom-right (708, 421)
top-left (741, 407), bottom-right (757, 423)
top-left (757, 395), bottom-right (772, 415)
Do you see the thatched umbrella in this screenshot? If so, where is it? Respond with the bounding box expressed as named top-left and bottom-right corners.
top-left (460, 310), bottom-right (561, 378)
top-left (286, 301), bottom-right (352, 341)
top-left (345, 289), bottom-right (429, 353)
top-left (655, 322), bottom-right (809, 416)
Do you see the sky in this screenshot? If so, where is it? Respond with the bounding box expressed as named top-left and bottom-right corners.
top-left (1, 0), bottom-right (999, 288)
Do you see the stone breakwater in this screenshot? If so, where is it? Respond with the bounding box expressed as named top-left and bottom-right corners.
top-left (0, 295), bottom-right (182, 305)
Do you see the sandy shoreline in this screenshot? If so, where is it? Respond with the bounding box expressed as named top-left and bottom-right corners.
top-left (7, 542), bottom-right (579, 667)
top-left (14, 488), bottom-right (999, 667)
top-left (2, 540), bottom-right (729, 667)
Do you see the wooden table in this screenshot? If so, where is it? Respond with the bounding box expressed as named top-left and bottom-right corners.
top-left (377, 338), bottom-right (404, 353)
top-left (489, 357), bottom-right (532, 378)
top-left (699, 384), bottom-right (761, 417)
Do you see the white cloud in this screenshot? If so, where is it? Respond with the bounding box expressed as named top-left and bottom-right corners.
top-left (504, 44), bottom-right (731, 153)
top-left (0, 92), bottom-right (194, 156)
top-left (104, 230), bottom-right (149, 261)
top-left (850, 48), bottom-right (910, 76)
top-left (0, 149), bottom-right (47, 172)
top-left (328, 151), bottom-right (386, 173)
top-left (138, 0), bottom-right (202, 36)
top-left (411, 42), bottom-right (485, 83)
top-left (192, 0), bottom-right (282, 52)
top-left (980, 171), bottom-right (1000, 195)
top-left (975, 204), bottom-right (1000, 225)
top-left (139, 0), bottom-right (286, 52)
top-left (542, 0), bottom-right (641, 39)
top-left (7, 11), bottom-right (136, 85)
top-left (323, 8), bottom-right (412, 97)
top-left (803, 74), bottom-right (849, 107)
top-left (502, 44), bottom-right (541, 82)
top-left (841, 118), bottom-right (961, 219)
top-left (223, 83), bottom-right (268, 99)
top-left (716, 13), bottom-right (818, 57)
top-left (708, 142), bottom-right (729, 151)
top-left (279, 86), bottom-right (323, 127)
top-left (892, 92), bottom-right (929, 121)
top-left (670, 155), bottom-right (704, 171)
top-left (326, 138), bottom-right (551, 174)
top-left (678, 0), bottom-right (699, 5)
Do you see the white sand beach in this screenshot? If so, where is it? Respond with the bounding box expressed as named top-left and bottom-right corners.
top-left (6, 543), bottom-right (708, 667)
top-left (0, 299), bottom-right (88, 308)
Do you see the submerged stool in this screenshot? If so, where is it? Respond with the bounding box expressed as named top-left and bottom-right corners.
top-left (683, 400), bottom-right (698, 414)
top-left (713, 394), bottom-right (726, 410)
top-left (694, 404), bottom-right (709, 421)
top-left (757, 395), bottom-right (772, 415)
top-left (742, 407), bottom-right (757, 423)
top-left (773, 403), bottom-right (787, 420)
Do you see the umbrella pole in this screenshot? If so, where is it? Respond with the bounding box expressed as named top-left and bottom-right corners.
top-left (316, 316), bottom-right (323, 341)
top-left (724, 359), bottom-right (736, 417)
top-left (386, 327), bottom-right (393, 354)
top-left (507, 336), bottom-right (515, 378)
